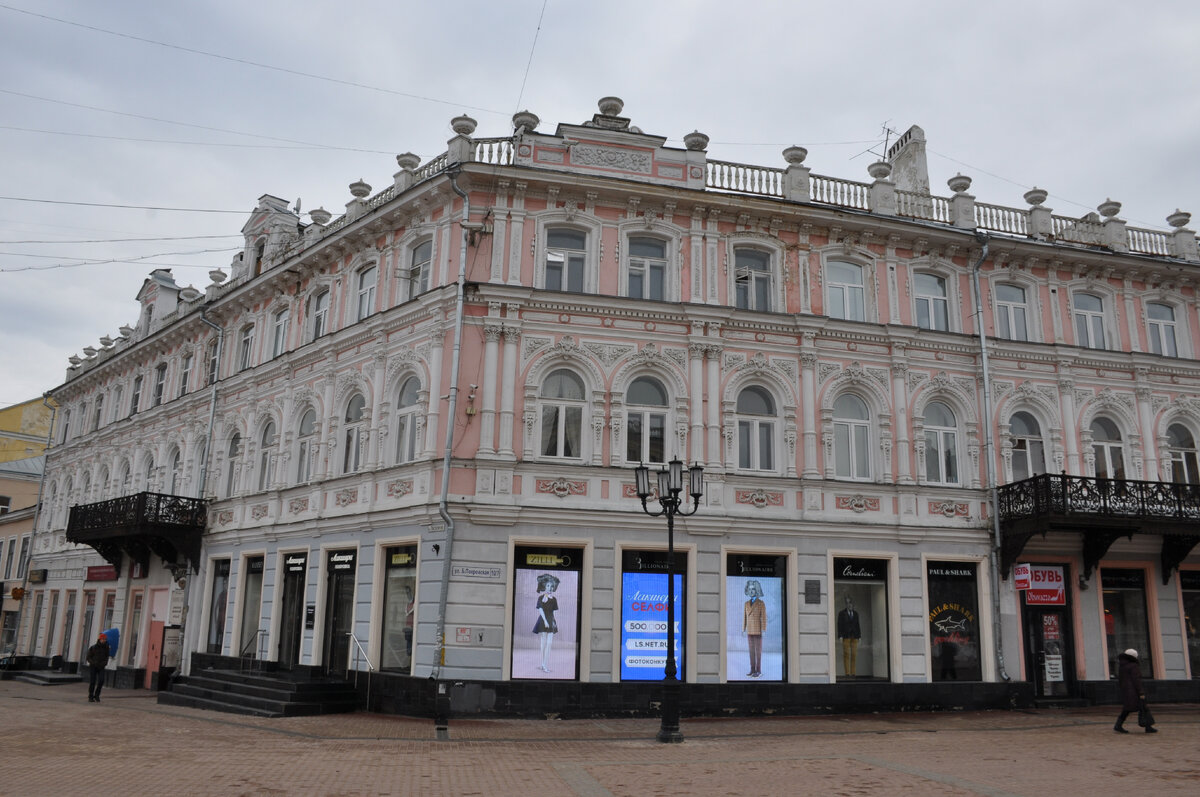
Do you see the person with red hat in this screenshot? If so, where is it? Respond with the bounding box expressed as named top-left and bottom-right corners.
top-left (86, 633), bottom-right (110, 703)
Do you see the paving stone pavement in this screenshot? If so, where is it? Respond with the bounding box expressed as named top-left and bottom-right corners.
top-left (1, 679), bottom-right (1197, 796)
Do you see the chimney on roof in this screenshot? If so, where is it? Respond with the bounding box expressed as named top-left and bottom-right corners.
top-left (886, 125), bottom-right (930, 195)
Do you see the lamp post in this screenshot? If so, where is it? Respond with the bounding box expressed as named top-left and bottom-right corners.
top-left (634, 457), bottom-right (703, 743)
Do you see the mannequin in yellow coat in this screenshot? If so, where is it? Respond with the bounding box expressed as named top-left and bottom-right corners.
top-left (743, 580), bottom-right (767, 677)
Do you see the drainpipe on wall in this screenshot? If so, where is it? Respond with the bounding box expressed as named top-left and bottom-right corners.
top-left (7, 394), bottom-right (56, 662)
top-left (969, 230), bottom-right (1010, 683)
top-left (431, 166), bottom-right (470, 714)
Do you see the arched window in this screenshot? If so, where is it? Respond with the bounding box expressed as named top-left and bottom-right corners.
top-left (1090, 418), bottom-right (1125, 480)
top-left (395, 377), bottom-right (421, 464)
top-left (914, 273), bottom-right (949, 331)
top-left (225, 433), bottom-right (242, 497)
top-left (1072, 292), bottom-right (1106, 350)
top-left (356, 266), bottom-right (377, 322)
top-left (545, 229), bottom-right (586, 293)
top-left (539, 369), bottom-right (585, 458)
top-left (118, 461), bottom-right (132, 495)
top-left (271, 308), bottom-right (289, 358)
top-left (734, 248), bottom-right (773, 311)
top-left (238, 325), bottom-right (255, 371)
top-left (626, 376), bottom-right (668, 464)
top-left (310, 290), bottom-right (330, 340)
top-left (736, 386), bottom-right (776, 471)
top-left (80, 473), bottom-right (91, 503)
top-left (295, 409), bottom-right (317, 483)
top-left (60, 410), bottom-right (71, 443)
top-left (408, 241), bottom-right (433, 299)
top-left (168, 448), bottom-right (182, 495)
top-left (627, 237), bottom-right (666, 301)
top-left (827, 261), bottom-right (866, 321)
top-left (97, 466), bottom-right (110, 499)
top-left (257, 421), bottom-right (277, 491)
top-left (995, 284), bottom-right (1029, 341)
top-left (1147, 302), bottom-right (1178, 357)
top-left (923, 401), bottom-right (958, 485)
top-left (1167, 423), bottom-right (1199, 484)
top-left (343, 394), bottom-right (367, 474)
top-left (141, 454), bottom-right (155, 492)
top-left (834, 394), bottom-right (871, 480)
top-left (1009, 411), bottom-right (1046, 481)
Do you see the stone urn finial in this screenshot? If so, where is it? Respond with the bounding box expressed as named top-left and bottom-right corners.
top-left (683, 130), bottom-right (709, 151)
top-left (68, 354), bottom-right (82, 366)
top-left (450, 115), bottom-right (477, 136)
top-left (1023, 187), bottom-right (1048, 206)
top-left (308, 207), bottom-right (332, 225)
top-left (1098, 198), bottom-right (1122, 219)
top-left (782, 146), bottom-right (808, 165)
top-left (349, 179), bottom-right (371, 199)
top-left (598, 96), bottom-right (624, 116)
top-left (83, 346), bottom-right (97, 358)
top-left (947, 173), bottom-right (972, 193)
top-left (395, 152), bottom-right (421, 171)
top-left (179, 287), bottom-right (201, 302)
top-left (118, 324), bottom-right (134, 338)
top-left (867, 161), bottom-right (892, 180)
top-left (1167, 209), bottom-right (1191, 229)
top-left (99, 335), bottom-right (114, 348)
top-left (208, 268), bottom-right (227, 286)
top-left (512, 110), bottom-right (540, 132)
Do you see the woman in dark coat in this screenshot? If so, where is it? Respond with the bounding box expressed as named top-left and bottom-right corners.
top-left (1114, 648), bottom-right (1156, 733)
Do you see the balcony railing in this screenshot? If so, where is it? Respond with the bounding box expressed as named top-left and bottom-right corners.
top-left (66, 491), bottom-right (207, 572)
top-left (997, 473), bottom-right (1200, 583)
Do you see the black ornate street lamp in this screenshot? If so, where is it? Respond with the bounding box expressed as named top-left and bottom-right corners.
top-left (634, 457), bottom-right (703, 743)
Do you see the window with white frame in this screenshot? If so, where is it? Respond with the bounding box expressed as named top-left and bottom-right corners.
top-left (167, 448), bottom-right (182, 495)
top-left (627, 237), bottom-right (666, 301)
top-left (395, 377), bottom-right (421, 464)
top-left (356, 265), bottom-right (377, 322)
top-left (179, 354), bottom-right (193, 398)
top-left (734, 248), bottom-right (772, 311)
top-left (343, 394), bottom-right (367, 474)
top-left (995, 283), bottom-right (1029, 341)
top-left (97, 466), bottom-right (109, 498)
top-left (271, 308), bottom-right (289, 358)
top-left (153, 363), bottom-right (168, 406)
top-left (310, 290), bottom-right (330, 340)
top-left (827, 261), bottom-right (866, 321)
top-left (225, 433), bottom-right (241, 497)
top-left (408, 241), bottom-right (433, 299)
top-left (141, 454), bottom-right (154, 492)
top-left (112, 386), bottom-right (123, 422)
top-left (1090, 417), bottom-right (1125, 480)
top-left (545, 229), bottom-right (586, 293)
top-left (1009, 411), bottom-right (1046, 481)
top-left (914, 273), bottom-right (949, 331)
top-left (1072, 292), bottom-right (1106, 349)
top-left (1167, 423), bottom-right (1199, 485)
top-left (257, 421), bottom-right (277, 491)
top-left (129, 377), bottom-right (143, 417)
top-left (1147, 302), bottom-right (1178, 357)
top-left (206, 340), bottom-right (219, 385)
top-left (834, 394), bottom-right (871, 480)
top-left (92, 395), bottom-right (104, 431)
top-left (238, 325), bottom-right (255, 371)
top-left (923, 401), bottom-right (959, 485)
top-left (626, 376), bottom-right (668, 464)
top-left (736, 385), bottom-right (776, 470)
top-left (60, 410), bottom-right (71, 442)
top-left (295, 409), bottom-right (317, 483)
top-left (118, 461), bottom-right (131, 494)
top-left (539, 369), bottom-right (585, 458)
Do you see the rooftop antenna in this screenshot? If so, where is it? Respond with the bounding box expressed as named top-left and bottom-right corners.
top-left (850, 120), bottom-right (898, 162)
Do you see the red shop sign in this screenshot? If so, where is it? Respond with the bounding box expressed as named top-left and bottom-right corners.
top-left (1025, 565), bottom-right (1065, 605)
top-left (86, 565), bottom-right (119, 582)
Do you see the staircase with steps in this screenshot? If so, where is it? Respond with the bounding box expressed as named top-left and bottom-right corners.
top-left (158, 668), bottom-right (360, 718)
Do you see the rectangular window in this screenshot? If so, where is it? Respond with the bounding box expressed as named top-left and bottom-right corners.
top-left (93, 395), bottom-right (104, 431)
top-left (409, 242), bottom-right (433, 299)
top-left (380, 545), bottom-right (418, 673)
top-left (725, 553), bottom-right (787, 682)
top-left (30, 591), bottom-right (44, 656)
top-left (311, 291), bottom-right (330, 339)
top-left (356, 267), bottom-right (377, 321)
top-left (545, 229), bottom-right (586, 293)
top-left (60, 590), bottom-right (77, 662)
top-left (207, 560), bottom-right (231, 654)
top-left (1101, 568), bottom-right (1152, 679)
top-left (628, 238), bottom-right (666, 301)
top-left (914, 274), bottom-right (949, 331)
top-left (44, 591), bottom-right (60, 657)
top-left (1073, 293), bottom-right (1106, 350)
top-left (239, 557), bottom-right (265, 658)
top-left (995, 284), bottom-right (1029, 341)
top-left (620, 549), bottom-right (686, 681)
top-left (1, 538), bottom-right (11, 577)
top-left (129, 377), bottom-right (143, 416)
top-left (272, 310), bottom-right (289, 358)
top-left (153, 363), bottom-right (167, 407)
top-left (927, 561), bottom-right (981, 681)
top-left (178, 355), bottom-right (193, 398)
top-left (833, 557), bottom-right (890, 681)
top-left (734, 249), bottom-right (772, 312)
top-left (126, 591), bottom-right (144, 666)
top-left (207, 341), bottom-right (219, 385)
top-left (0, 497), bottom-right (9, 515)
top-left (101, 591), bottom-right (116, 633)
top-left (1147, 303), bottom-right (1178, 357)
top-left (80, 591), bottom-right (96, 662)
top-left (511, 545), bottom-right (583, 680)
top-left (17, 536), bottom-right (30, 578)
top-left (1181, 570), bottom-right (1200, 679)
top-left (238, 327), bottom-right (255, 371)
top-left (827, 262), bottom-right (866, 321)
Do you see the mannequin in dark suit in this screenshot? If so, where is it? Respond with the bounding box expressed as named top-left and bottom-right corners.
top-left (837, 596), bottom-right (862, 676)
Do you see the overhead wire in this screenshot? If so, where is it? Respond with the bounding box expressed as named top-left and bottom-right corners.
top-left (0, 125), bottom-right (331, 151)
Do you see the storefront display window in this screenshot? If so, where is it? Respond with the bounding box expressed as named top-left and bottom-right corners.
top-left (1101, 568), bottom-right (1152, 679)
top-left (1178, 571), bottom-right (1200, 679)
top-left (620, 549), bottom-right (686, 681)
top-left (725, 554), bottom-right (786, 681)
top-left (381, 545), bottom-right (417, 672)
top-left (926, 561), bottom-right (981, 681)
top-left (511, 545), bottom-right (582, 680)
top-left (207, 559), bottom-right (231, 654)
top-left (833, 557), bottom-right (889, 681)
top-left (239, 557), bottom-right (265, 658)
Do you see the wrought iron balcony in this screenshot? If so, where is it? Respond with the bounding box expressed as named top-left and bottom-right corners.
top-left (997, 473), bottom-right (1200, 584)
top-left (66, 491), bottom-right (207, 574)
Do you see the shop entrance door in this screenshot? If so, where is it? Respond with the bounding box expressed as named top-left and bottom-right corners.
top-left (1020, 564), bottom-right (1076, 698)
top-left (322, 550), bottom-right (357, 677)
top-left (143, 588), bottom-right (168, 689)
top-left (277, 553), bottom-right (307, 669)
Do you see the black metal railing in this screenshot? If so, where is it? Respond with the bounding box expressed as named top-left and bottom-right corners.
top-left (998, 473), bottom-right (1200, 524)
top-left (67, 491), bottom-right (207, 537)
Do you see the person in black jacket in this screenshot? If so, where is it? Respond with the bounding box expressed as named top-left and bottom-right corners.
top-left (837, 597), bottom-right (862, 677)
top-left (86, 633), bottom-right (110, 703)
top-left (1114, 648), bottom-right (1156, 734)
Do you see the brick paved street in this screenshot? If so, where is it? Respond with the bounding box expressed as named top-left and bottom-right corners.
top-left (1, 679), bottom-right (1197, 796)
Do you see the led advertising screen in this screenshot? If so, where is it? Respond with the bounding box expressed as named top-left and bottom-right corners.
top-left (725, 554), bottom-right (787, 681)
top-left (510, 546), bottom-right (581, 680)
top-left (620, 550), bottom-right (686, 681)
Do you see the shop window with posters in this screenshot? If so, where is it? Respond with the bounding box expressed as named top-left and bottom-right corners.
top-left (1101, 568), bottom-right (1153, 679)
top-left (380, 545), bottom-right (418, 672)
top-left (833, 557), bottom-right (889, 681)
top-left (725, 553), bottom-right (787, 681)
top-left (1181, 571), bottom-right (1200, 679)
top-left (511, 545), bottom-right (582, 680)
top-left (620, 549), bottom-right (686, 681)
top-left (926, 561), bottom-right (981, 681)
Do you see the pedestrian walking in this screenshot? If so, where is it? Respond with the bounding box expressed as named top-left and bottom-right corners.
top-left (1114, 648), bottom-right (1156, 734)
top-left (86, 633), bottom-right (109, 703)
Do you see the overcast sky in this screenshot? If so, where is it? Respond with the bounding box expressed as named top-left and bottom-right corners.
top-left (1, 0), bottom-right (1198, 406)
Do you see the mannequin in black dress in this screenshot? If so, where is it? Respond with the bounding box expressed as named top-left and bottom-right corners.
top-left (534, 573), bottom-right (560, 673)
